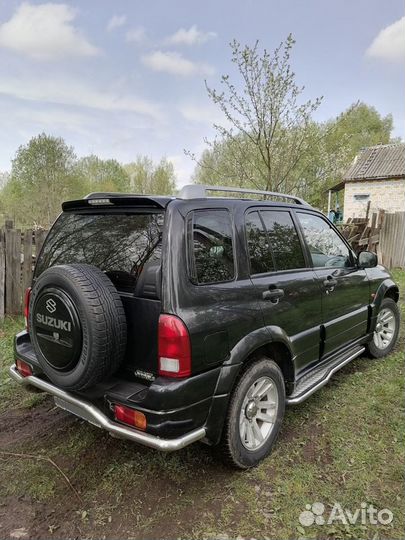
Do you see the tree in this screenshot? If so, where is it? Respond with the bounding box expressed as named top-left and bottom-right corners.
top-left (0, 171), bottom-right (9, 190)
top-left (298, 103), bottom-right (395, 207)
top-left (326, 103), bottom-right (394, 159)
top-left (124, 156), bottom-right (176, 195)
top-left (193, 101), bottom-right (396, 209)
top-left (76, 155), bottom-right (130, 193)
top-left (189, 35), bottom-right (323, 193)
top-left (3, 133), bottom-right (82, 227)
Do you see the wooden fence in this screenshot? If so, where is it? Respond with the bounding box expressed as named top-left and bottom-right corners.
top-left (0, 212), bottom-right (404, 319)
top-left (379, 212), bottom-right (405, 269)
top-left (0, 221), bottom-right (48, 319)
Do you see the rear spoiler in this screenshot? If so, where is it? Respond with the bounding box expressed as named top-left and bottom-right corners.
top-left (62, 193), bottom-right (174, 211)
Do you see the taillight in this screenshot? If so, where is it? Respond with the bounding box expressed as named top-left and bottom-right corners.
top-left (114, 404), bottom-right (147, 431)
top-left (158, 314), bottom-right (191, 378)
top-left (16, 359), bottom-right (33, 378)
top-left (24, 287), bottom-right (31, 331)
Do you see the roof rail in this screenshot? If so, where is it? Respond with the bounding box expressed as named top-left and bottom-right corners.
top-left (179, 184), bottom-right (309, 206)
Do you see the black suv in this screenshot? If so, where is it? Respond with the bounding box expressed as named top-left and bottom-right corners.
top-left (11, 185), bottom-right (400, 468)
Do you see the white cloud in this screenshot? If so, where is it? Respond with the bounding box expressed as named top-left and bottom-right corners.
top-left (366, 17), bottom-right (405, 63)
top-left (107, 14), bottom-right (127, 32)
top-left (142, 50), bottom-right (214, 76)
top-left (0, 2), bottom-right (99, 61)
top-left (15, 106), bottom-right (88, 131)
top-left (0, 75), bottom-right (164, 122)
top-left (179, 103), bottom-right (224, 126)
top-left (167, 154), bottom-right (195, 188)
top-left (125, 27), bottom-right (146, 43)
top-left (166, 25), bottom-right (216, 46)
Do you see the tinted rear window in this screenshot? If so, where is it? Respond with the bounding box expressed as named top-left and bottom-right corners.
top-left (35, 212), bottom-right (164, 292)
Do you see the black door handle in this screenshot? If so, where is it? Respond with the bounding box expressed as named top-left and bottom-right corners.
top-left (262, 287), bottom-right (285, 302)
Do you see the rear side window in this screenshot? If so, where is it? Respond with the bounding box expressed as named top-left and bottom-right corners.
top-left (246, 211), bottom-right (275, 274)
top-left (260, 211), bottom-right (306, 271)
top-left (35, 212), bottom-right (164, 293)
top-left (189, 209), bottom-right (235, 284)
top-left (245, 209), bottom-right (306, 274)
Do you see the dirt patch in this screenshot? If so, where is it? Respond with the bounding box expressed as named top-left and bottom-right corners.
top-left (0, 495), bottom-right (82, 540)
top-left (0, 400), bottom-right (236, 540)
top-left (0, 397), bottom-right (73, 449)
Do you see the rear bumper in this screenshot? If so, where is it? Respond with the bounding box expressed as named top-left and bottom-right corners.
top-left (9, 365), bottom-right (206, 451)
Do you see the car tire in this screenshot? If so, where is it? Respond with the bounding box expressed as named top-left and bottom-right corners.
top-left (219, 358), bottom-right (285, 469)
top-left (367, 297), bottom-right (400, 359)
top-left (29, 264), bottom-right (127, 391)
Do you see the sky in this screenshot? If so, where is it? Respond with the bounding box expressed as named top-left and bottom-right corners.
top-left (0, 0), bottom-right (404, 187)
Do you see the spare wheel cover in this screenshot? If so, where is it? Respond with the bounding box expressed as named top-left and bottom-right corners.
top-left (32, 287), bottom-right (82, 372)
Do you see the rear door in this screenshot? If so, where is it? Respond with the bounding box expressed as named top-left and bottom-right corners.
top-left (246, 207), bottom-right (323, 373)
top-left (34, 209), bottom-right (165, 376)
top-left (296, 211), bottom-right (370, 356)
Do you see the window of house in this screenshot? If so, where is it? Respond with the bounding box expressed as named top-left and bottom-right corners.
top-left (190, 209), bottom-right (235, 284)
top-left (354, 194), bottom-right (370, 201)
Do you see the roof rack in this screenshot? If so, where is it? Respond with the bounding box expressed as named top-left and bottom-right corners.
top-left (179, 184), bottom-right (309, 206)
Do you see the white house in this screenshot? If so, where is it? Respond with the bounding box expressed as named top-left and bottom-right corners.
top-left (329, 143), bottom-right (405, 220)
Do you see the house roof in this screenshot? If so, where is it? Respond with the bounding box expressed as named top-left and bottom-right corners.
top-left (344, 143), bottom-right (405, 181)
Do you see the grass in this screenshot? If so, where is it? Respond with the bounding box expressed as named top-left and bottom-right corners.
top-left (0, 270), bottom-right (404, 539)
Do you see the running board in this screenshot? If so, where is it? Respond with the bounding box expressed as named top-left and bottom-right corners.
top-left (286, 346), bottom-right (365, 405)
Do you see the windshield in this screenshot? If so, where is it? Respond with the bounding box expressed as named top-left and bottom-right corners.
top-left (35, 211), bottom-right (164, 292)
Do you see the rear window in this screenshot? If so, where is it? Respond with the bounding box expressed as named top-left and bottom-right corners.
top-left (35, 212), bottom-right (164, 293)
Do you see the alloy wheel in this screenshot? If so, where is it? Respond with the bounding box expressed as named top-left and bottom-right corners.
top-left (373, 307), bottom-right (396, 350)
top-left (239, 376), bottom-right (279, 450)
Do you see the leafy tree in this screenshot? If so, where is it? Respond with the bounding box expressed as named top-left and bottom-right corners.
top-left (193, 100), bottom-right (396, 210)
top-left (189, 35), bottom-right (323, 193)
top-left (124, 156), bottom-right (176, 195)
top-left (76, 155), bottom-right (130, 193)
top-left (3, 133), bottom-right (82, 227)
top-left (299, 103), bottom-right (395, 207)
top-left (331, 102), bottom-right (394, 155)
top-left (0, 171), bottom-right (9, 190)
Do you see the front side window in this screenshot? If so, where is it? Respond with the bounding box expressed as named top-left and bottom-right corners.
top-left (190, 209), bottom-right (235, 284)
top-left (297, 212), bottom-right (352, 268)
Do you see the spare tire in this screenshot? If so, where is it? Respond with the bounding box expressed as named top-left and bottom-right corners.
top-left (29, 264), bottom-right (127, 391)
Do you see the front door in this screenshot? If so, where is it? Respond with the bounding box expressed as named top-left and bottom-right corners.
top-left (296, 211), bottom-right (370, 357)
top-left (245, 208), bottom-right (323, 374)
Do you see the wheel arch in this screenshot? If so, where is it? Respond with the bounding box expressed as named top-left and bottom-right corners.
top-left (203, 327), bottom-right (295, 446)
top-left (384, 285), bottom-right (399, 303)
top-left (368, 279), bottom-right (399, 335)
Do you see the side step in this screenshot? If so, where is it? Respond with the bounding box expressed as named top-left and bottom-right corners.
top-left (286, 346), bottom-right (365, 405)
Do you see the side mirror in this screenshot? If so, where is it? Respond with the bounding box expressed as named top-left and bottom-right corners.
top-left (358, 251), bottom-right (378, 268)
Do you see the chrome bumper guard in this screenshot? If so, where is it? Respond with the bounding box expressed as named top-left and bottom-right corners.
top-left (9, 366), bottom-right (206, 452)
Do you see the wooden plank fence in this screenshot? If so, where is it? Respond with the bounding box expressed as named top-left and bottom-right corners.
top-left (0, 222), bottom-right (48, 319)
top-left (379, 212), bottom-right (405, 270)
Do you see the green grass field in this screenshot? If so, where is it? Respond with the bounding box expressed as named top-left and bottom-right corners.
top-left (0, 270), bottom-right (404, 539)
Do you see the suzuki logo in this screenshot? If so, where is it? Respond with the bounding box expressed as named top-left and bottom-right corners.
top-left (46, 298), bottom-right (57, 313)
